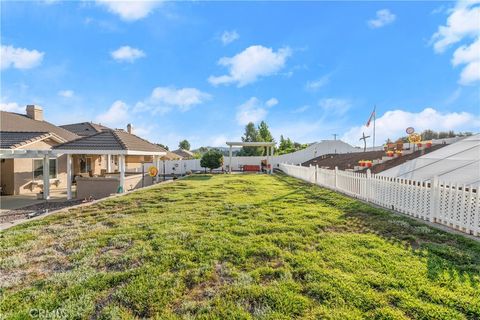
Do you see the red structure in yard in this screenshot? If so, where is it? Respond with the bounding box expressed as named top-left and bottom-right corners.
top-left (243, 165), bottom-right (261, 172)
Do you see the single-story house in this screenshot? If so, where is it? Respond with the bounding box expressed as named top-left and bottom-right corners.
top-left (0, 105), bottom-right (166, 199)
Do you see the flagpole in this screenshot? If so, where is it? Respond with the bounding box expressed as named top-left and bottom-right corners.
top-left (373, 105), bottom-right (376, 149)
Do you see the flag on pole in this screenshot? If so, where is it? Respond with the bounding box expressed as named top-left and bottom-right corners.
top-left (366, 107), bottom-right (376, 127)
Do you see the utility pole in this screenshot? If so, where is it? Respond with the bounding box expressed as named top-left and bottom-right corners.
top-left (332, 133), bottom-right (338, 141)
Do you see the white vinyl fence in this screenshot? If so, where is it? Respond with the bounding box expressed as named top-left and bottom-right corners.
top-left (279, 163), bottom-right (480, 237)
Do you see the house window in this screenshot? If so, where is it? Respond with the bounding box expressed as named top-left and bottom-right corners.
top-left (33, 159), bottom-right (57, 180)
top-left (79, 157), bottom-right (92, 173)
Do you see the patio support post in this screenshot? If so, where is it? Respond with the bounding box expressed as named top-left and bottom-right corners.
top-left (43, 154), bottom-right (50, 200)
top-left (67, 154), bottom-right (72, 200)
top-left (266, 146), bottom-right (270, 174)
top-left (119, 155), bottom-right (125, 193)
top-left (107, 154), bottom-right (112, 173)
top-left (155, 156), bottom-right (160, 183)
top-left (270, 146), bottom-right (274, 174)
top-left (229, 145), bottom-right (232, 173)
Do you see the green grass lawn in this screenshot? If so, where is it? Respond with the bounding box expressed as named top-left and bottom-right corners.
top-left (1, 174), bottom-right (479, 319)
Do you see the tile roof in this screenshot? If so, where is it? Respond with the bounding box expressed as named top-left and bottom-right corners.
top-left (172, 148), bottom-right (195, 159)
top-left (0, 111), bottom-right (79, 141)
top-left (162, 150), bottom-right (182, 160)
top-left (53, 129), bottom-right (167, 153)
top-left (0, 132), bottom-right (53, 149)
top-left (60, 122), bottom-right (110, 136)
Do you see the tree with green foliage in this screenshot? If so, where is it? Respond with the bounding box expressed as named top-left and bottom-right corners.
top-left (157, 143), bottom-right (169, 151)
top-left (196, 147), bottom-right (209, 154)
top-left (200, 149), bottom-right (224, 172)
top-left (178, 139), bottom-right (191, 151)
top-left (238, 122), bottom-right (263, 156)
top-left (258, 121), bottom-right (275, 155)
top-left (277, 135), bottom-right (293, 155)
top-left (277, 135), bottom-right (308, 155)
top-left (193, 153), bottom-right (202, 159)
top-left (421, 129), bottom-right (438, 140)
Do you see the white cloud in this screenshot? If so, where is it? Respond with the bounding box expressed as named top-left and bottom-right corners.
top-left (96, 100), bottom-right (129, 127)
top-left (96, 0), bottom-right (161, 21)
top-left (58, 90), bottom-right (74, 98)
top-left (111, 46), bottom-right (146, 63)
top-left (431, 1), bottom-right (480, 85)
top-left (342, 107), bottom-right (480, 146)
top-left (208, 45), bottom-right (292, 87)
top-left (209, 134), bottom-right (240, 147)
top-left (292, 105), bottom-right (310, 113)
top-left (0, 45), bottom-right (44, 70)
top-left (270, 118), bottom-right (345, 144)
top-left (130, 125), bottom-right (154, 138)
top-left (0, 101), bottom-right (24, 113)
top-left (319, 98), bottom-right (351, 115)
top-left (452, 38), bottom-right (480, 84)
top-left (236, 97), bottom-right (277, 125)
top-left (266, 98), bottom-right (279, 107)
top-left (134, 86), bottom-right (211, 114)
top-left (431, 1), bottom-right (480, 53)
top-left (305, 75), bottom-right (330, 91)
top-left (368, 9), bottom-right (396, 28)
top-left (221, 30), bottom-right (239, 45)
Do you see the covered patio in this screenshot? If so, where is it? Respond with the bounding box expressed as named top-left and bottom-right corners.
top-left (52, 129), bottom-right (166, 200)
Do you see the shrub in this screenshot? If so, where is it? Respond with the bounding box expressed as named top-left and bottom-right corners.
top-left (200, 149), bottom-right (223, 172)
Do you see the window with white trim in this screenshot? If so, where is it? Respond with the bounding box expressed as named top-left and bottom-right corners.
top-left (33, 159), bottom-right (57, 180)
top-left (79, 157), bottom-right (92, 173)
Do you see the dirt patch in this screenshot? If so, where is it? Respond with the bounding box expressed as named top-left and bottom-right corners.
top-left (0, 199), bottom-right (83, 223)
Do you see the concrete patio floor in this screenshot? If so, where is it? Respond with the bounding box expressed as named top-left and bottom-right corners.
top-left (0, 188), bottom-right (74, 212)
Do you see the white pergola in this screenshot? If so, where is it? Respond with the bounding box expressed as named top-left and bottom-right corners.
top-left (226, 141), bottom-right (276, 174)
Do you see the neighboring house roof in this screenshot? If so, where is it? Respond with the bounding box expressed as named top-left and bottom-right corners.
top-left (162, 150), bottom-right (182, 160)
top-left (0, 132), bottom-right (66, 149)
top-left (172, 148), bottom-right (195, 159)
top-left (60, 122), bottom-right (110, 136)
top-left (53, 129), bottom-right (168, 153)
top-left (0, 111), bottom-right (79, 141)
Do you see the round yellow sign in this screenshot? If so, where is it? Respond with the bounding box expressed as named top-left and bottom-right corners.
top-left (408, 133), bottom-right (421, 143)
top-left (148, 166), bottom-right (158, 177)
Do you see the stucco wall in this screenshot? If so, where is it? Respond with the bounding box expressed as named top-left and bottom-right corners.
top-left (14, 139), bottom-right (68, 195)
top-left (76, 173), bottom-right (154, 199)
top-left (76, 177), bottom-right (119, 199)
top-left (72, 155), bottom-right (106, 176)
top-left (124, 173), bottom-right (154, 191)
top-left (0, 159), bottom-right (14, 195)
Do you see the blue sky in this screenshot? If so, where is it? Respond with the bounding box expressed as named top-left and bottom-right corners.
top-left (1, 0), bottom-right (479, 149)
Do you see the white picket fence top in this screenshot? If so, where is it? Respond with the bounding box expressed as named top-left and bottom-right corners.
top-left (279, 163), bottom-right (480, 237)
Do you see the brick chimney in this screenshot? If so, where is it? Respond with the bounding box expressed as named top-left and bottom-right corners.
top-left (127, 123), bottom-right (132, 134)
top-left (26, 105), bottom-right (43, 121)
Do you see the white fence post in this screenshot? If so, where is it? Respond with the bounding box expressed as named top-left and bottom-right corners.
top-left (366, 169), bottom-right (371, 202)
top-left (474, 189), bottom-right (480, 237)
top-left (278, 162), bottom-right (479, 238)
top-left (334, 166), bottom-right (338, 190)
top-left (430, 176), bottom-right (439, 223)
